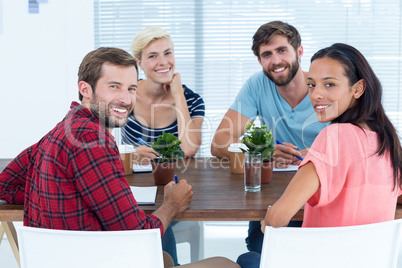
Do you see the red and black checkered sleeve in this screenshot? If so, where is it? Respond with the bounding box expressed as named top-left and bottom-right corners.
top-left (0, 144), bottom-right (36, 204)
top-left (69, 130), bottom-right (163, 232)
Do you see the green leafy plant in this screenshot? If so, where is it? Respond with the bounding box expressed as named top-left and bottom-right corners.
top-left (151, 131), bottom-right (185, 162)
top-left (241, 123), bottom-right (275, 161)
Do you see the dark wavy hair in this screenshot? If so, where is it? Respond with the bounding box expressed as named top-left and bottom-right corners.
top-left (311, 43), bottom-right (402, 189)
top-left (252, 21), bottom-right (301, 58)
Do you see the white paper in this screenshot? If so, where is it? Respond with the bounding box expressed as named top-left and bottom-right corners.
top-left (273, 164), bottom-right (299, 172)
top-left (130, 186), bottom-right (157, 205)
top-left (133, 164), bottom-right (152, 173)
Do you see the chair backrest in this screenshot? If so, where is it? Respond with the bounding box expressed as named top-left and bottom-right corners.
top-left (17, 226), bottom-right (164, 268)
top-left (260, 219), bottom-right (402, 268)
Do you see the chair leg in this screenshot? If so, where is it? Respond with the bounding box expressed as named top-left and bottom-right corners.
top-left (190, 222), bottom-right (205, 262)
top-left (198, 222), bottom-right (204, 261)
top-left (1, 222), bottom-right (21, 268)
top-left (0, 222), bottom-right (5, 246)
top-left (189, 226), bottom-right (200, 262)
top-left (173, 221), bottom-right (204, 263)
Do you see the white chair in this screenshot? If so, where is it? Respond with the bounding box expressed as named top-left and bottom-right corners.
top-left (260, 219), bottom-right (402, 268)
top-left (17, 226), bottom-right (164, 268)
top-left (398, 229), bottom-right (402, 268)
top-left (172, 221), bottom-right (204, 263)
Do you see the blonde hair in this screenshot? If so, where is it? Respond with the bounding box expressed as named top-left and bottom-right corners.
top-left (131, 26), bottom-right (173, 59)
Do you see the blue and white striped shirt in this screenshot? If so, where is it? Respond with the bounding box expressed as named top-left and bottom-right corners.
top-left (121, 85), bottom-right (205, 146)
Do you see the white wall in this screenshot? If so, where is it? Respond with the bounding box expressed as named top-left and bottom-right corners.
top-left (0, 0), bottom-right (94, 158)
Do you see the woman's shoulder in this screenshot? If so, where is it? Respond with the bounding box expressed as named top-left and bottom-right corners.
top-left (319, 123), bottom-right (371, 145)
top-left (324, 123), bottom-right (366, 134)
top-left (183, 85), bottom-right (204, 100)
top-left (183, 85), bottom-right (198, 95)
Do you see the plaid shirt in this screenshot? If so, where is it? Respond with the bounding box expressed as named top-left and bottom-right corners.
top-left (0, 102), bottom-right (162, 233)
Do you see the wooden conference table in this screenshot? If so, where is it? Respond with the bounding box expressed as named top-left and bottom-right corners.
top-left (0, 157), bottom-right (298, 267)
top-left (0, 157), bottom-right (303, 222)
top-left (2, 157), bottom-right (402, 266)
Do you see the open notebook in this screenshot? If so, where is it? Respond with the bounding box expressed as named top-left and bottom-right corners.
top-left (273, 164), bottom-right (298, 172)
top-left (130, 186), bottom-right (157, 205)
top-left (133, 164), bottom-right (152, 173)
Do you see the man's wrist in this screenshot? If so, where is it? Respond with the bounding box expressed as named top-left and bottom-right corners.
top-left (160, 201), bottom-right (179, 219)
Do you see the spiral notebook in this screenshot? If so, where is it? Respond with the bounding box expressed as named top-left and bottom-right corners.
top-left (130, 186), bottom-right (157, 205)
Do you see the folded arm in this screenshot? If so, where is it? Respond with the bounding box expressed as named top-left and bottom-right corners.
top-left (211, 109), bottom-right (252, 158)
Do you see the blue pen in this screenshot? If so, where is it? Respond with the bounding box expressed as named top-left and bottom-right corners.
top-left (174, 175), bottom-right (179, 184)
top-left (137, 137), bottom-right (151, 147)
top-left (275, 139), bottom-right (303, 161)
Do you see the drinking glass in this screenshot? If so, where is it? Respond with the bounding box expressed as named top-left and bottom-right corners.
top-left (244, 152), bottom-right (261, 192)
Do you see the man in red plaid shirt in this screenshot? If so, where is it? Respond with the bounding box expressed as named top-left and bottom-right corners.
top-left (0, 47), bottom-right (240, 268)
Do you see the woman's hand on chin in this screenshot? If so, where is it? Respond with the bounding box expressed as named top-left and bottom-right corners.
top-left (164, 73), bottom-right (184, 96)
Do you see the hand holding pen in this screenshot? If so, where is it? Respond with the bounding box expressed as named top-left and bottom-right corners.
top-left (137, 137), bottom-right (160, 158)
top-left (129, 137), bottom-right (159, 165)
top-left (275, 139), bottom-right (303, 161)
top-left (137, 137), bottom-right (151, 147)
top-left (164, 175), bottom-right (193, 215)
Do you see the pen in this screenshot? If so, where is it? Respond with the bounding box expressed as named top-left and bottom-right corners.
top-left (174, 175), bottom-right (179, 184)
top-left (275, 139), bottom-right (303, 161)
top-left (137, 137), bottom-right (151, 147)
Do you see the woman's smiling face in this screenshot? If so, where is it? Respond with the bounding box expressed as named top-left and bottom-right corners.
top-left (307, 57), bottom-right (360, 123)
top-left (137, 37), bottom-right (175, 84)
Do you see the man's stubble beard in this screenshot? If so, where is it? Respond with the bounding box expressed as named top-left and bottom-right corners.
top-left (90, 94), bottom-right (132, 129)
top-left (264, 56), bottom-right (300, 86)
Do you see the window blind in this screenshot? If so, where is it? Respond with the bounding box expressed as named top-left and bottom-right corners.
top-left (95, 0), bottom-right (402, 157)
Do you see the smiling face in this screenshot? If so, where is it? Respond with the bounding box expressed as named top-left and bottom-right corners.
top-left (137, 37), bottom-right (175, 84)
top-left (81, 62), bottom-right (138, 130)
top-left (307, 57), bottom-right (364, 123)
top-left (257, 34), bottom-right (302, 86)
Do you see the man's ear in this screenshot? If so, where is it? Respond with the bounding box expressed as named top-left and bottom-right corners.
top-left (78, 81), bottom-right (93, 100)
top-left (257, 56), bottom-right (262, 66)
top-left (352, 79), bottom-right (366, 99)
top-left (297, 45), bottom-right (304, 59)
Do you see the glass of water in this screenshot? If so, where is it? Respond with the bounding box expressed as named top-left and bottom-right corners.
top-left (244, 152), bottom-right (261, 192)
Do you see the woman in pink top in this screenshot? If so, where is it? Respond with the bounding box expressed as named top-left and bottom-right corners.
top-left (261, 43), bottom-right (402, 229)
top-left (237, 43), bottom-right (402, 268)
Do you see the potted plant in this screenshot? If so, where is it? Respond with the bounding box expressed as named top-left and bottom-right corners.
top-left (150, 131), bottom-right (185, 185)
top-left (241, 124), bottom-right (275, 183)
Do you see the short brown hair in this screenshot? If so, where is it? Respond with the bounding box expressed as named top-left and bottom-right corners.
top-left (78, 47), bottom-right (138, 101)
top-left (252, 21), bottom-right (301, 57)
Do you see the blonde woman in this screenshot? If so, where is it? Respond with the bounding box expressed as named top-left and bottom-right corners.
top-left (122, 26), bottom-right (205, 164)
top-left (122, 26), bottom-right (205, 266)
